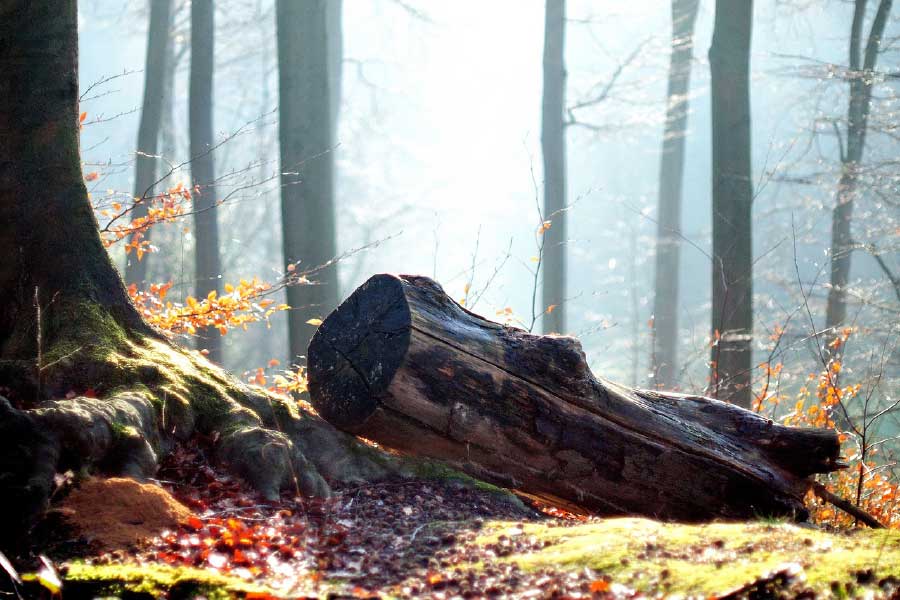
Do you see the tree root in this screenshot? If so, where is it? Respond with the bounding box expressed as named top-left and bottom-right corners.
top-left (0, 331), bottom-right (401, 550)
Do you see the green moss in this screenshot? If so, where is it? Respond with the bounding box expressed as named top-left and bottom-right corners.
top-left (108, 421), bottom-right (138, 441)
top-left (411, 460), bottom-right (523, 506)
top-left (271, 395), bottom-right (301, 427)
top-left (62, 561), bottom-right (283, 598)
top-left (477, 518), bottom-right (900, 596)
top-left (36, 302), bottom-right (265, 446)
top-left (44, 300), bottom-right (128, 366)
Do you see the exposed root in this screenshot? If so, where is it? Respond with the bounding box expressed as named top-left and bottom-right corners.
top-left (0, 317), bottom-right (400, 549)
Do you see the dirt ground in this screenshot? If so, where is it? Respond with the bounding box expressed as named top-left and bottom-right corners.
top-left (11, 444), bottom-right (900, 599)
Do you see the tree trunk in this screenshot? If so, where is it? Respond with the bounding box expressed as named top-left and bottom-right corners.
top-left (541, 0), bottom-right (567, 335)
top-left (708, 0), bottom-right (754, 408)
top-left (328, 0), bottom-right (343, 134)
top-left (0, 0), bottom-right (393, 548)
top-left (825, 0), bottom-right (893, 356)
top-left (277, 0), bottom-right (340, 365)
top-left (650, 0), bottom-right (700, 389)
top-left (190, 0), bottom-right (223, 363)
top-left (125, 0), bottom-right (173, 288)
top-left (308, 274), bottom-right (842, 521)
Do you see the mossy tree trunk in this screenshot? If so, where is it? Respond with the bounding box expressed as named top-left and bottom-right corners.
top-left (0, 0), bottom-right (393, 549)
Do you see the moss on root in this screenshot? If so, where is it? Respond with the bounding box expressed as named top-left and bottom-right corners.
top-left (478, 518), bottom-right (900, 596)
top-left (0, 298), bottom-right (409, 549)
top-left (410, 460), bottom-right (524, 505)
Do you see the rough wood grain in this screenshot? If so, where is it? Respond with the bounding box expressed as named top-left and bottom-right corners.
top-left (308, 274), bottom-right (843, 521)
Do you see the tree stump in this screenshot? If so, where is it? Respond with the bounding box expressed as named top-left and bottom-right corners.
top-left (308, 274), bottom-right (843, 521)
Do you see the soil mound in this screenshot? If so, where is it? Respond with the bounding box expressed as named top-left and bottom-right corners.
top-left (59, 477), bottom-right (193, 550)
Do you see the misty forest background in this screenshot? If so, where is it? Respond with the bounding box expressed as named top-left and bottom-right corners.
top-left (79, 1), bottom-right (898, 436)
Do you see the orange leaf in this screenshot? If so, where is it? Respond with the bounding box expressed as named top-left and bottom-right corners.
top-left (590, 580), bottom-right (610, 593)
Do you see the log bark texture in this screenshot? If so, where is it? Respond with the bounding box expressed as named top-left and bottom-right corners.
top-left (309, 274), bottom-right (843, 521)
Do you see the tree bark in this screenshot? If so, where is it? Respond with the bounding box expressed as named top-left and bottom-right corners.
top-left (309, 274), bottom-right (843, 521)
top-left (190, 0), bottom-right (223, 363)
top-left (0, 0), bottom-right (393, 548)
top-left (709, 0), bottom-right (754, 408)
top-left (125, 0), bottom-right (173, 288)
top-left (541, 0), bottom-right (567, 335)
top-left (650, 0), bottom-right (700, 389)
top-left (825, 0), bottom-right (893, 356)
top-left (277, 0), bottom-right (340, 364)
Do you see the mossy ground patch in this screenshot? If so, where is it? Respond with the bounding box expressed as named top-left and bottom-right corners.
top-left (478, 517), bottom-right (900, 596)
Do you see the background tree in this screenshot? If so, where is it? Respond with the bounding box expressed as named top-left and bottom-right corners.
top-left (125, 0), bottom-right (173, 288)
top-left (541, 0), bottom-right (567, 335)
top-left (650, 0), bottom-right (701, 389)
top-left (825, 0), bottom-right (893, 356)
top-left (709, 0), bottom-right (754, 408)
top-left (190, 0), bottom-right (223, 363)
top-left (277, 0), bottom-right (340, 363)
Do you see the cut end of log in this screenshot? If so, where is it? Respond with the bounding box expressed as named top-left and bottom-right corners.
top-left (308, 274), bottom-right (411, 431)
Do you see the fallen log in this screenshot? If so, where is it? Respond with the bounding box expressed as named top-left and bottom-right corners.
top-left (308, 274), bottom-right (843, 521)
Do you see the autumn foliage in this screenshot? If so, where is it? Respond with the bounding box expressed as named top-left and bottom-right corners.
top-left (755, 327), bottom-right (900, 529)
top-left (91, 167), bottom-right (310, 400)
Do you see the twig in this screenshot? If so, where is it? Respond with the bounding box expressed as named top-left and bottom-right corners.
top-left (812, 482), bottom-right (884, 529)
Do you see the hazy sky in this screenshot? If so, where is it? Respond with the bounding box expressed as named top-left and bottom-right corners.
top-left (76, 1), bottom-right (892, 385)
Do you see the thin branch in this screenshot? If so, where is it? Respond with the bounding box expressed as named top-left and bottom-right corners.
top-left (565, 37), bottom-right (652, 125)
top-left (812, 482), bottom-right (884, 529)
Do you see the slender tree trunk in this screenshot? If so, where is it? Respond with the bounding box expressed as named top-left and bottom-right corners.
top-left (190, 0), bottom-right (223, 363)
top-left (277, 0), bottom-right (340, 364)
top-left (650, 0), bottom-right (700, 389)
top-left (541, 0), bottom-right (567, 335)
top-left (825, 0), bottom-right (892, 355)
top-left (709, 0), bottom-right (754, 408)
top-left (125, 0), bottom-right (173, 287)
top-left (328, 0), bottom-right (343, 135)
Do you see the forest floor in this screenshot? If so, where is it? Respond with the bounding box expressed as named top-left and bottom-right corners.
top-left (8, 444), bottom-right (900, 599)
